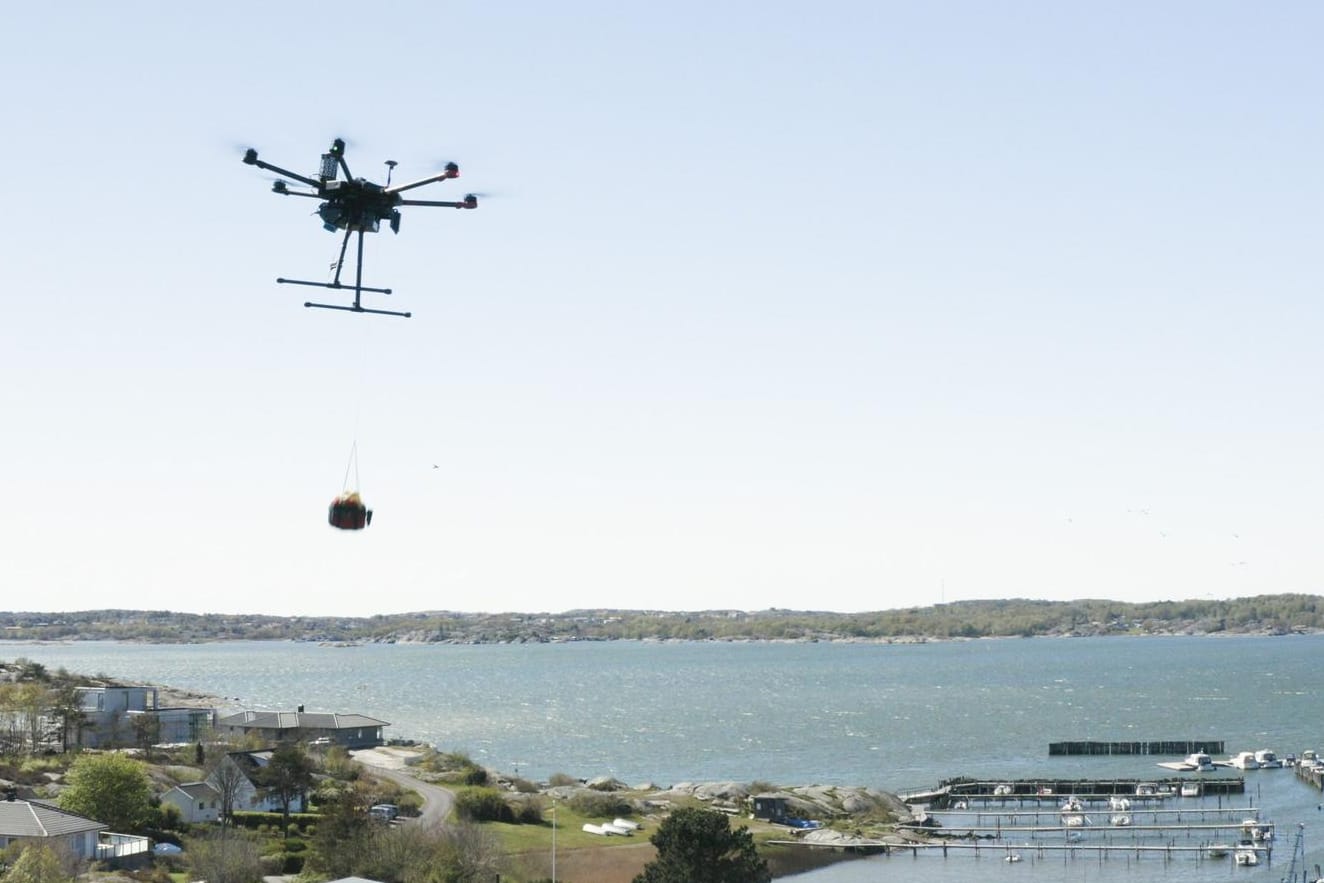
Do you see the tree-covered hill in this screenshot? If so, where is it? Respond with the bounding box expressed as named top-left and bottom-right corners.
top-left (0, 594), bottom-right (1319, 643)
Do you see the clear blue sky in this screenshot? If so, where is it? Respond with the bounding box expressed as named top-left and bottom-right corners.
top-left (3, 2), bottom-right (1320, 616)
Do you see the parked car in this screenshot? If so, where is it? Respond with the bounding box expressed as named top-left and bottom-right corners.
top-left (369, 804), bottom-right (399, 822)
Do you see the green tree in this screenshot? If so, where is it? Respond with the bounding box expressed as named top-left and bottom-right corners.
top-left (3, 843), bottom-right (71, 883)
top-left (256, 742), bottom-right (314, 838)
top-left (633, 807), bottom-right (770, 883)
top-left (48, 683), bottom-right (86, 752)
top-left (206, 754), bottom-right (248, 833)
top-left (58, 752), bottom-right (153, 833)
top-left (130, 713), bottom-right (161, 760)
top-left (306, 786), bottom-right (374, 880)
top-left (187, 830), bottom-right (263, 883)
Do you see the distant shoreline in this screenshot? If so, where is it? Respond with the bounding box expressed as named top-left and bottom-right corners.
top-left (3, 595), bottom-right (1320, 644)
top-left (2, 629), bottom-right (1320, 649)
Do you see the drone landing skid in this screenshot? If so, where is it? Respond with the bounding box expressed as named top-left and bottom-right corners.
top-left (277, 226), bottom-right (411, 318)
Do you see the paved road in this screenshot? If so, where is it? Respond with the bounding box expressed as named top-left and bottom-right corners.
top-left (355, 758), bottom-right (455, 827)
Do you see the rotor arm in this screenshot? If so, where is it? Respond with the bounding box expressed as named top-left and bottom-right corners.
top-left (398, 195), bottom-right (479, 209)
top-left (269, 181), bottom-right (321, 198)
top-left (384, 163), bottom-right (460, 195)
top-left (243, 149), bottom-right (322, 189)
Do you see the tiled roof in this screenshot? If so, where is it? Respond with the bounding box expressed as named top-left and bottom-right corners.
top-left (0, 799), bottom-right (108, 837)
top-left (216, 710), bottom-right (389, 729)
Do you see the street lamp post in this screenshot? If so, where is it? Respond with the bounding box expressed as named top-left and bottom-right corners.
top-left (551, 798), bottom-right (557, 883)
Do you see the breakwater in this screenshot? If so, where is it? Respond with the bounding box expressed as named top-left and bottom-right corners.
top-left (1048, 741), bottom-right (1223, 757)
top-left (1048, 740), bottom-right (1225, 756)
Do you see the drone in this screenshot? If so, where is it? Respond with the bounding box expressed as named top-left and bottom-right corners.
top-left (243, 138), bottom-right (477, 318)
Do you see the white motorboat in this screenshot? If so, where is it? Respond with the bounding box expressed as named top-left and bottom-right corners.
top-left (1254, 749), bottom-right (1282, 768)
top-left (1235, 846), bottom-right (1259, 866)
top-left (1208, 843), bottom-right (1232, 858)
top-left (1227, 751), bottom-right (1260, 770)
top-left (1110, 813), bottom-right (1132, 826)
top-left (1109, 796), bottom-right (1131, 811)
top-left (1157, 752), bottom-right (1215, 772)
top-left (1180, 782), bottom-right (1201, 797)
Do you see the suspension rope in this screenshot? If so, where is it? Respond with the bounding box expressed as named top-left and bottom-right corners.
top-left (342, 440), bottom-right (360, 494)
top-left (338, 315), bottom-right (374, 495)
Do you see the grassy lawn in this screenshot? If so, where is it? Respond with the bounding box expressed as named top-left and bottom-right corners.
top-left (491, 804), bottom-right (652, 852)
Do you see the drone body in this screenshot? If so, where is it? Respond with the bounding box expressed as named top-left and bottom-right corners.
top-left (243, 138), bottom-right (477, 317)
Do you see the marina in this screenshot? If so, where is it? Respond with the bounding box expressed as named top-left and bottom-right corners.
top-left (887, 776), bottom-right (1283, 868)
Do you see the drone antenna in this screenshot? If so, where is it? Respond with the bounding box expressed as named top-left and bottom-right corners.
top-left (385, 160), bottom-right (398, 187)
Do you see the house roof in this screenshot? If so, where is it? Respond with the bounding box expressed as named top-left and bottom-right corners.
top-left (216, 710), bottom-right (389, 730)
top-left (171, 782), bottom-right (221, 801)
top-left (0, 799), bottom-right (108, 838)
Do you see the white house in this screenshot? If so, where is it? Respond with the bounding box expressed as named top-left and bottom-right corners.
top-left (208, 751), bottom-right (307, 814)
top-left (0, 796), bottom-right (107, 860)
top-left (162, 781), bottom-right (222, 824)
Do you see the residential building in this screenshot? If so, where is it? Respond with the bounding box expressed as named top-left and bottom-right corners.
top-left (161, 782), bottom-right (222, 824)
top-left (0, 795), bottom-right (107, 860)
top-left (73, 686), bottom-right (214, 749)
top-left (214, 709), bottom-right (387, 749)
top-left (207, 751), bottom-right (307, 814)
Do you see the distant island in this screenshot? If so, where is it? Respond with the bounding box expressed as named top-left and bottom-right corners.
top-left (0, 594), bottom-right (1320, 644)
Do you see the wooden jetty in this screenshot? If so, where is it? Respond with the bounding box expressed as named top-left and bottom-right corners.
top-left (1294, 762), bottom-right (1323, 790)
top-left (1049, 740), bottom-right (1225, 756)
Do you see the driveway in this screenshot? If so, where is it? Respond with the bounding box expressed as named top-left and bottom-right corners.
top-left (351, 748), bottom-right (455, 827)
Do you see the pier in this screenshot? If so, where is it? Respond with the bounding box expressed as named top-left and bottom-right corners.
top-left (1293, 762), bottom-right (1324, 790)
top-left (1049, 740), bottom-right (1225, 756)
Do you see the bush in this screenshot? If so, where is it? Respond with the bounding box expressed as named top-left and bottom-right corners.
top-left (454, 788), bottom-right (514, 823)
top-left (395, 792), bottom-right (423, 817)
top-left (233, 811), bottom-right (318, 831)
top-left (514, 801), bottom-right (543, 824)
top-left (282, 853), bottom-right (304, 873)
top-left (462, 766), bottom-right (489, 786)
top-left (568, 791), bottom-right (631, 818)
top-left (547, 772), bottom-right (578, 787)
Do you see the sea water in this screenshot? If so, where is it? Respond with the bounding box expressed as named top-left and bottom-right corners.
top-left (8, 634), bottom-right (1323, 880)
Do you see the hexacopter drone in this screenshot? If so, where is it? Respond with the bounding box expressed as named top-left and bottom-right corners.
top-left (243, 138), bottom-right (477, 318)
